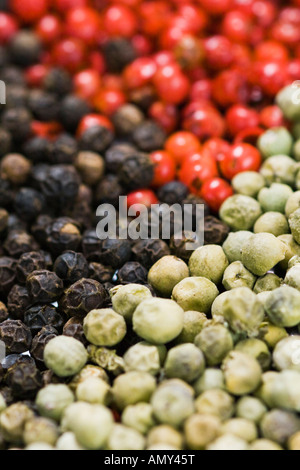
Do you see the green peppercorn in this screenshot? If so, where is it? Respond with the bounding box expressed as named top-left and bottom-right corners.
top-left (147, 256), bottom-right (189, 297)
top-left (276, 84), bottom-right (300, 121)
top-left (207, 434), bottom-right (249, 451)
top-left (195, 389), bottom-right (235, 421)
top-left (254, 273), bottom-right (282, 293)
top-left (222, 351), bottom-right (262, 396)
top-left (273, 336), bottom-right (300, 372)
top-left (36, 384), bottom-right (74, 422)
top-left (83, 309), bottom-right (126, 347)
top-left (260, 322), bottom-right (288, 350)
top-left (76, 377), bottom-right (111, 405)
top-left (88, 346), bottom-right (125, 376)
top-left (123, 342), bottom-right (166, 376)
top-left (189, 245), bottom-right (228, 285)
top-left (211, 291), bottom-right (231, 324)
top-left (194, 369), bottom-right (225, 396)
top-left (107, 424), bottom-right (145, 451)
top-left (122, 403), bottom-right (155, 435)
top-left (56, 432), bottom-right (85, 451)
top-left (195, 324), bottom-right (233, 366)
top-left (147, 425), bottom-right (183, 450)
top-left (174, 311), bottom-right (209, 344)
top-left (265, 286), bottom-right (300, 327)
top-left (23, 417), bottom-right (59, 447)
top-left (236, 396), bottom-right (267, 424)
top-left (260, 155), bottom-right (297, 186)
top-left (235, 338), bottom-right (271, 371)
top-left (254, 212), bottom-right (289, 236)
top-left (277, 234), bottom-right (300, 269)
top-left (110, 284), bottom-right (152, 323)
top-left (44, 336), bottom-right (88, 378)
top-left (258, 127), bottom-right (293, 159)
top-left (112, 372), bottom-right (156, 411)
top-left (222, 231), bottom-right (253, 263)
top-left (284, 264), bottom-right (300, 290)
top-left (172, 277), bottom-right (219, 314)
top-left (268, 370), bottom-right (300, 412)
top-left (184, 414), bottom-right (221, 450)
top-left (222, 261), bottom-right (256, 290)
top-left (258, 183), bottom-right (293, 214)
top-left (288, 431), bottom-right (300, 450)
top-left (220, 418), bottom-right (257, 443)
top-left (260, 409), bottom-right (300, 446)
top-left (69, 364), bottom-right (109, 391)
top-left (164, 343), bottom-right (205, 383)
top-left (220, 195), bottom-right (262, 231)
top-left (232, 171), bottom-right (265, 198)
top-left (0, 403), bottom-right (34, 444)
top-left (241, 233), bottom-right (286, 276)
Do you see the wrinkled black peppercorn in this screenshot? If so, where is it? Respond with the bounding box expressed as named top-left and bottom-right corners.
top-left (48, 134), bottom-right (78, 165)
top-left (3, 229), bottom-right (39, 257)
top-left (5, 361), bottom-right (43, 398)
top-left (30, 326), bottom-right (58, 364)
top-left (82, 229), bottom-right (103, 262)
top-left (118, 152), bottom-right (154, 190)
top-left (132, 120), bottom-right (166, 152)
top-left (95, 174), bottom-right (124, 207)
top-left (0, 302), bottom-right (8, 323)
top-left (24, 304), bottom-right (64, 337)
top-left (43, 67), bottom-right (73, 97)
top-left (59, 95), bottom-right (91, 132)
top-left (1, 108), bottom-right (32, 142)
top-left (0, 256), bottom-right (17, 295)
top-left (23, 137), bottom-right (52, 163)
top-left (7, 285), bottom-right (32, 320)
top-left (170, 231), bottom-right (200, 262)
top-left (39, 164), bottom-right (80, 208)
top-left (45, 217), bottom-right (82, 255)
top-left (117, 261), bottom-right (148, 285)
top-left (31, 215), bottom-right (53, 245)
top-left (14, 188), bottom-right (45, 222)
top-left (28, 89), bottom-right (59, 122)
top-left (0, 320), bottom-right (32, 354)
top-left (53, 251), bottom-right (89, 283)
top-left (204, 216), bottom-right (230, 245)
top-left (17, 251), bottom-right (48, 284)
top-left (102, 38), bottom-right (136, 73)
top-left (157, 182), bottom-right (189, 205)
top-left (63, 317), bottom-right (88, 346)
top-left (99, 238), bottom-right (132, 269)
top-left (88, 262), bottom-right (115, 284)
top-left (132, 239), bottom-right (171, 269)
top-left (26, 270), bottom-right (64, 303)
top-left (105, 143), bottom-right (137, 173)
top-left (79, 125), bottom-right (114, 154)
top-left (60, 278), bottom-right (106, 317)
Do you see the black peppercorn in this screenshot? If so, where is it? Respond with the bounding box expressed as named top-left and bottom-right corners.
top-left (182, 194), bottom-right (210, 218)
top-left (118, 152), bottom-right (154, 190)
top-left (102, 38), bottom-right (136, 73)
top-left (53, 251), bottom-right (89, 284)
top-left (43, 67), bottom-right (73, 96)
top-left (105, 143), bottom-right (137, 172)
top-left (157, 181), bottom-right (189, 205)
top-left (170, 231), bottom-right (200, 262)
top-left (39, 164), bottom-right (80, 208)
top-left (5, 85), bottom-right (28, 109)
top-left (24, 304), bottom-right (64, 336)
top-left (130, 85), bottom-right (156, 111)
top-left (60, 278), bottom-right (106, 317)
top-left (45, 217), bottom-right (82, 255)
top-left (64, 200), bottom-right (92, 231)
top-left (27, 89), bottom-right (59, 122)
top-left (17, 251), bottom-right (48, 283)
top-left (30, 163), bottom-right (51, 190)
top-left (7, 285), bottom-right (32, 320)
top-left (14, 187), bottom-right (45, 222)
top-left (117, 261), bottom-right (148, 285)
top-left (132, 239), bottom-right (171, 269)
top-left (1, 65), bottom-right (25, 86)
top-left (63, 317), bottom-right (88, 346)
top-left (31, 215), bottom-right (53, 245)
top-left (204, 215), bottom-right (230, 245)
top-left (9, 31), bottom-right (42, 66)
top-left (48, 133), bottom-right (78, 164)
top-left (23, 137), bottom-right (52, 163)
top-left (132, 120), bottom-right (166, 151)
top-left (26, 270), bottom-right (64, 303)
top-left (40, 250), bottom-right (53, 270)
top-left (0, 208), bottom-right (8, 233)
top-left (0, 256), bottom-right (17, 295)
top-left (6, 214), bottom-right (27, 232)
top-left (113, 105), bottom-right (145, 136)
top-left (82, 229), bottom-right (103, 262)
top-left (0, 128), bottom-right (12, 158)
top-left (59, 94), bottom-right (91, 132)
top-left (1, 108), bottom-right (32, 142)
top-left (30, 326), bottom-right (58, 364)
top-left (99, 238), bottom-right (132, 269)
top-left (4, 229), bottom-right (39, 257)
top-left (0, 178), bottom-right (13, 208)
top-left (88, 262), bottom-right (115, 283)
top-left (79, 125), bottom-right (114, 154)
top-left (95, 174), bottom-right (124, 207)
top-left (5, 361), bottom-right (43, 398)
top-left (0, 302), bottom-right (8, 323)
top-left (0, 320), bottom-right (32, 354)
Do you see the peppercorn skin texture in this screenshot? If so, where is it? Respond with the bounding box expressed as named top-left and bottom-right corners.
top-left (26, 270), bottom-right (64, 303)
top-left (83, 309), bottom-right (126, 347)
top-left (36, 384), bottom-right (75, 422)
top-left (0, 320), bottom-right (32, 354)
top-left (53, 251), bottom-right (89, 284)
top-left (189, 245), bottom-right (229, 285)
top-left (172, 277), bottom-right (219, 314)
top-left (5, 361), bottom-right (43, 399)
top-left (60, 278), bottom-right (106, 318)
top-left (44, 335), bottom-right (88, 378)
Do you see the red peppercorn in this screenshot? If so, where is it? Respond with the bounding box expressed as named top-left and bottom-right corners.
top-left (288, 59), bottom-right (300, 81)
top-left (222, 9), bottom-right (253, 43)
top-left (127, 189), bottom-right (158, 211)
top-left (233, 0), bottom-right (255, 14)
top-left (202, 138), bottom-right (231, 164)
top-left (153, 63), bottom-right (190, 104)
top-left (52, 38), bottom-right (86, 73)
top-left (54, 0), bottom-right (88, 13)
top-left (77, 114), bottom-right (113, 136)
top-left (139, 1), bottom-right (171, 36)
top-left (197, 0), bottom-right (233, 15)
top-left (189, 79), bottom-right (212, 102)
top-left (93, 88), bottom-right (126, 116)
top-left (252, 1), bottom-right (276, 27)
top-left (132, 34), bottom-right (152, 56)
top-left (179, 153), bottom-right (219, 194)
top-left (219, 143), bottom-right (261, 180)
top-left (31, 121), bottom-right (63, 140)
top-left (65, 8), bottom-right (102, 46)
top-left (204, 36), bottom-right (234, 70)
top-left (149, 101), bottom-right (178, 134)
top-left (255, 41), bottom-right (289, 63)
top-left (226, 104), bottom-right (260, 136)
top-left (165, 131), bottom-right (201, 166)
top-left (123, 57), bottom-right (157, 90)
top-left (73, 69), bottom-right (101, 102)
top-left (35, 15), bottom-right (62, 45)
top-left (177, 4), bottom-right (208, 33)
top-left (201, 177), bottom-right (234, 212)
top-left (153, 51), bottom-right (175, 67)
top-left (0, 13), bottom-right (18, 45)
top-left (89, 51), bottom-right (106, 75)
top-left (150, 150), bottom-right (176, 188)
top-left (260, 106), bottom-right (285, 129)
top-left (212, 69), bottom-right (249, 107)
top-left (233, 127), bottom-right (264, 145)
top-left (271, 21), bottom-right (300, 45)
top-left (25, 64), bottom-right (48, 88)
top-left (183, 102), bottom-right (225, 139)
top-left (10, 0), bottom-right (49, 23)
top-left (104, 5), bottom-right (137, 38)
top-left (252, 61), bottom-right (289, 97)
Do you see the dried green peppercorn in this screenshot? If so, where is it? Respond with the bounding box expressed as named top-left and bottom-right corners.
top-left (195, 324), bottom-right (234, 366)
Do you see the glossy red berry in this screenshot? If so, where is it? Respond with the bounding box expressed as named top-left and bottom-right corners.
top-left (31, 121), bottom-right (63, 140)
top-left (54, 0), bottom-right (88, 13)
top-left (222, 9), bottom-right (253, 43)
top-left (10, 0), bottom-right (49, 23)
top-left (260, 106), bottom-right (285, 129)
top-left (52, 38), bottom-right (86, 73)
top-left (35, 15), bottom-right (62, 45)
top-left (253, 61), bottom-right (289, 96)
top-left (77, 114), bottom-right (113, 136)
top-left (226, 104), bottom-right (260, 136)
top-left (127, 190), bottom-right (158, 211)
top-left (197, 0), bottom-right (233, 15)
top-left (255, 41), bottom-right (289, 62)
top-left (153, 64), bottom-right (190, 104)
top-left (212, 69), bottom-right (249, 107)
top-left (104, 5), bottom-right (137, 38)
top-left (201, 177), bottom-right (234, 212)
top-left (65, 8), bottom-right (102, 46)
top-left (204, 36), bottom-right (234, 70)
top-left (0, 13), bottom-right (18, 44)
top-left (150, 151), bottom-right (176, 188)
top-left (183, 102), bottom-right (225, 139)
top-left (219, 143), bottom-right (261, 180)
top-left (202, 138), bottom-right (231, 164)
top-left (149, 102), bottom-right (178, 134)
top-left (179, 153), bottom-right (219, 194)
top-left (123, 57), bottom-right (157, 90)
top-left (93, 88), bottom-right (126, 116)
top-left (165, 131), bottom-right (201, 166)
top-left (25, 64), bottom-right (48, 88)
top-left (73, 69), bottom-right (101, 102)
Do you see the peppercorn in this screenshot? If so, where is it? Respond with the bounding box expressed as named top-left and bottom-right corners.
top-left (7, 285), bottom-right (31, 320)
top-left (98, 238), bottom-right (132, 269)
top-left (118, 152), bottom-right (154, 191)
top-left (157, 182), bottom-right (189, 206)
top-left (31, 215), bottom-right (53, 245)
top-left (74, 151), bottom-right (105, 186)
top-left (0, 386), bottom-right (13, 407)
top-left (26, 270), bottom-right (64, 303)
top-left (39, 164), bottom-right (80, 208)
top-left (60, 278), bottom-right (106, 318)
top-left (28, 89), bottom-right (59, 122)
top-left (43, 67), bottom-right (72, 97)
top-left (22, 137), bottom-right (52, 163)
top-left (0, 302), bottom-right (8, 323)
top-left (48, 134), bottom-right (78, 165)
top-left (170, 232), bottom-right (200, 262)
top-left (0, 208), bottom-right (8, 233)
top-left (0, 256), bottom-right (17, 295)
top-left (16, 251), bottom-right (46, 284)
top-left (45, 217), bottom-right (81, 255)
top-left (5, 85), bottom-right (29, 109)
top-left (117, 262), bottom-right (148, 285)
top-left (204, 216), bottom-right (230, 245)
top-left (79, 125), bottom-right (114, 154)
top-left (0, 153), bottom-right (32, 185)
top-left (64, 200), bottom-right (92, 231)
top-left (0, 179), bottom-right (13, 209)
top-left (0, 128), bottom-right (12, 158)
top-left (104, 143), bottom-right (136, 173)
top-left (5, 361), bottom-right (43, 399)
top-left (1, 66), bottom-right (25, 86)
top-left (4, 230), bottom-right (39, 257)
top-left (131, 120), bottom-right (166, 152)
top-left (132, 239), bottom-right (170, 269)
top-left (24, 304), bottom-right (64, 337)
top-left (30, 326), bottom-right (58, 364)
top-left (0, 320), bottom-right (31, 354)
top-left (88, 262), bottom-right (114, 284)
top-left (59, 94), bottom-right (91, 133)
top-left (9, 31), bottom-right (42, 66)
top-left (95, 174), bottom-right (124, 207)
top-left (113, 105), bottom-right (145, 136)
top-left (102, 38), bottom-right (136, 73)
top-left (81, 229), bottom-right (103, 262)
top-left (14, 187), bottom-right (45, 222)
top-left (63, 317), bottom-right (87, 347)
top-left (53, 251), bottom-right (88, 284)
